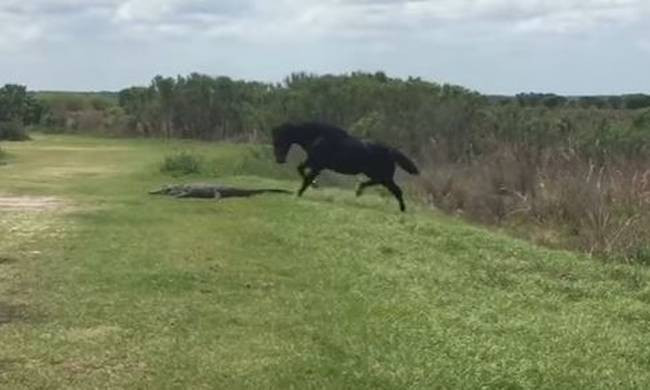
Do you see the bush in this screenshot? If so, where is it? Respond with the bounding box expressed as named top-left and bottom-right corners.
top-left (160, 151), bottom-right (204, 176)
top-left (90, 97), bottom-right (113, 111)
top-left (32, 125), bottom-right (67, 134)
top-left (0, 120), bottom-right (30, 141)
top-left (418, 141), bottom-right (650, 262)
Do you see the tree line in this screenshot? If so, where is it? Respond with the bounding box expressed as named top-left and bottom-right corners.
top-left (116, 72), bottom-right (483, 155)
top-left (112, 72), bottom-right (650, 161)
top-left (0, 84), bottom-right (44, 140)
top-left (3, 72), bottom-right (650, 163)
top-left (498, 92), bottom-right (650, 109)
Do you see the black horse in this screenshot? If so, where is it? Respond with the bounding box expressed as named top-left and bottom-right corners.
top-left (271, 121), bottom-right (419, 212)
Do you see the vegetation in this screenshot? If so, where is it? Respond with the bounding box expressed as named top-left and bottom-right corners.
top-left (4, 73), bottom-right (650, 260)
top-left (160, 150), bottom-right (205, 176)
top-left (103, 72), bottom-right (650, 261)
top-left (31, 91), bottom-right (124, 136)
top-left (506, 92), bottom-right (650, 109)
top-left (2, 135), bottom-right (650, 389)
top-left (0, 84), bottom-right (42, 141)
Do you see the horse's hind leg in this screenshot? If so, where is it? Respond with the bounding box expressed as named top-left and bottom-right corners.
top-left (356, 179), bottom-right (380, 197)
top-left (383, 180), bottom-right (406, 212)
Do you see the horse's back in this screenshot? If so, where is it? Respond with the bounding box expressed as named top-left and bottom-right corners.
top-left (296, 121), bottom-right (396, 177)
top-left (304, 122), bottom-right (350, 141)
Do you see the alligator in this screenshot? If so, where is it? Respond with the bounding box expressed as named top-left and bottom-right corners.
top-left (149, 183), bottom-right (291, 199)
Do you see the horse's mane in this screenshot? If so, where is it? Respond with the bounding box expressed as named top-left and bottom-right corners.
top-left (291, 121), bottom-right (350, 140)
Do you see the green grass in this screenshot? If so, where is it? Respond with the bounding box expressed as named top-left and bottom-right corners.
top-left (1, 134), bottom-right (650, 389)
top-left (0, 147), bottom-right (7, 165)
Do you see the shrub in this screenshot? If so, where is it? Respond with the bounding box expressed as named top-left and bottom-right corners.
top-left (160, 151), bottom-right (204, 176)
top-left (418, 141), bottom-right (650, 262)
top-left (0, 120), bottom-right (30, 141)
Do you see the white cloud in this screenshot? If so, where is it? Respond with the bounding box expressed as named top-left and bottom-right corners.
top-left (0, 20), bottom-right (42, 51)
top-left (639, 40), bottom-right (650, 53)
top-left (1, 0), bottom-right (119, 16)
top-left (0, 8), bottom-right (43, 50)
top-left (114, 0), bottom-right (174, 22)
top-left (1, 0), bottom-right (649, 93)
top-left (292, 0), bottom-right (650, 37)
top-left (3, 0), bottom-right (648, 45)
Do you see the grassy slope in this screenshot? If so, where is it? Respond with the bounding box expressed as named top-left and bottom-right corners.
top-left (1, 135), bottom-right (650, 389)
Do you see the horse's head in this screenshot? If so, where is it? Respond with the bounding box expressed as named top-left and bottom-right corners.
top-left (271, 124), bottom-right (292, 164)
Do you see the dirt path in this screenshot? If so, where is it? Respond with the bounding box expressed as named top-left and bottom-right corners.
top-left (0, 196), bottom-right (63, 211)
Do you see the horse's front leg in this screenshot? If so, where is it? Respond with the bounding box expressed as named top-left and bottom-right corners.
top-left (298, 161), bottom-right (319, 188)
top-left (297, 171), bottom-right (320, 197)
top-left (297, 162), bottom-right (307, 179)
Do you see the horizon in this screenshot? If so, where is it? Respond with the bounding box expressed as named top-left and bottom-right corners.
top-left (26, 73), bottom-right (650, 98)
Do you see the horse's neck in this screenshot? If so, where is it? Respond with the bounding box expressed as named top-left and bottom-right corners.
top-left (288, 127), bottom-right (320, 149)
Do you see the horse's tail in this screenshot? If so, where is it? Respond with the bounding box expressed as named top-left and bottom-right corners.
top-left (390, 149), bottom-right (419, 175)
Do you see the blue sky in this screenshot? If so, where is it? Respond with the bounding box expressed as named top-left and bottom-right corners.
top-left (1, 0), bottom-right (649, 94)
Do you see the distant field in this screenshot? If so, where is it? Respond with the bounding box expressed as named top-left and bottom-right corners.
top-left (1, 134), bottom-right (650, 389)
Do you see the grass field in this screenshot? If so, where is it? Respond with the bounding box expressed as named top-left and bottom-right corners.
top-left (1, 135), bottom-right (650, 389)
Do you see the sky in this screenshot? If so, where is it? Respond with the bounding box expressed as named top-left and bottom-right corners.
top-left (1, 0), bottom-right (649, 95)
